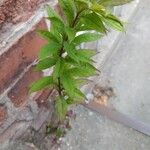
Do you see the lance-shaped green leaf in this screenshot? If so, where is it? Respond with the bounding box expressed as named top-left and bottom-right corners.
top-left (66, 96), bottom-right (84, 105)
top-left (35, 57), bottom-right (57, 71)
top-left (75, 78), bottom-right (89, 87)
top-left (75, 0), bottom-right (90, 11)
top-left (37, 30), bottom-right (60, 43)
top-left (55, 97), bottom-right (68, 120)
top-left (102, 14), bottom-right (124, 31)
top-left (64, 42), bottom-right (94, 63)
top-left (64, 42), bottom-right (79, 62)
top-left (30, 76), bottom-right (53, 93)
top-left (73, 32), bottom-right (102, 46)
top-left (99, 0), bottom-right (134, 6)
top-left (58, 0), bottom-right (76, 25)
top-left (65, 56), bottom-right (77, 66)
top-left (75, 12), bottom-right (106, 33)
top-left (74, 88), bottom-right (86, 99)
top-left (61, 71), bottom-right (85, 100)
top-left (75, 51), bottom-right (93, 63)
top-left (69, 63), bottom-right (97, 77)
top-left (46, 5), bottom-right (62, 20)
top-left (65, 27), bottom-right (76, 42)
top-left (53, 59), bottom-right (61, 80)
top-left (91, 2), bottom-right (105, 11)
top-left (66, 88), bottom-right (86, 105)
top-left (77, 49), bottom-right (96, 58)
top-left (53, 58), bottom-right (65, 81)
top-left (38, 41), bottom-right (61, 59)
top-left (61, 72), bottom-right (76, 96)
top-left (48, 17), bottom-right (65, 36)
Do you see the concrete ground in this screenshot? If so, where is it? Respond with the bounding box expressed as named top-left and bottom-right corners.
top-left (99, 0), bottom-right (150, 125)
top-left (60, 106), bottom-right (150, 150)
top-left (3, 106), bottom-right (150, 150)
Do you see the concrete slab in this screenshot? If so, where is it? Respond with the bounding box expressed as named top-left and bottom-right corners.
top-left (97, 0), bottom-right (150, 125)
top-left (3, 106), bottom-right (150, 150)
top-left (60, 106), bottom-right (150, 150)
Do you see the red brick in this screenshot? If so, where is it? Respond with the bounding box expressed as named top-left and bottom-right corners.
top-left (8, 67), bottom-right (42, 107)
top-left (34, 89), bottom-right (53, 107)
top-left (0, 19), bottom-right (47, 94)
top-left (0, 0), bottom-right (48, 26)
top-left (0, 106), bottom-right (7, 123)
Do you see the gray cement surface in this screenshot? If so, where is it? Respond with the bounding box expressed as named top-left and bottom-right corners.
top-left (60, 106), bottom-right (150, 150)
top-left (3, 106), bottom-right (150, 150)
top-left (98, 0), bottom-right (150, 125)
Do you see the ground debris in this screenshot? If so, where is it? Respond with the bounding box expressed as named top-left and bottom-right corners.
top-left (92, 85), bottom-right (115, 106)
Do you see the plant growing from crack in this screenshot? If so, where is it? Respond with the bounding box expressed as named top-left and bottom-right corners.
top-left (30, 0), bottom-right (133, 135)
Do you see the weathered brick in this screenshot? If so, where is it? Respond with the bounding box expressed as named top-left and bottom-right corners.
top-left (0, 120), bottom-right (31, 144)
top-left (0, 105), bottom-right (7, 123)
top-left (0, 19), bottom-right (47, 94)
top-left (34, 89), bottom-right (53, 107)
top-left (8, 67), bottom-right (42, 107)
top-left (0, 0), bottom-right (49, 26)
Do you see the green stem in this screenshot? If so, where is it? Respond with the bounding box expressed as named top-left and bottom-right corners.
top-left (58, 77), bottom-right (62, 97)
top-left (57, 9), bottom-right (85, 97)
top-left (71, 9), bottom-right (85, 27)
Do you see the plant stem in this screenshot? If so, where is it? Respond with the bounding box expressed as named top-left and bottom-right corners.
top-left (58, 77), bottom-right (62, 97)
top-left (57, 9), bottom-right (85, 98)
top-left (71, 9), bottom-right (85, 27)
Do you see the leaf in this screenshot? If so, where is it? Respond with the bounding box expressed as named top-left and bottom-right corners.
top-left (75, 78), bottom-right (89, 87)
top-left (70, 63), bottom-right (98, 77)
top-left (38, 41), bottom-right (61, 59)
top-left (30, 76), bottom-right (53, 93)
top-left (55, 97), bottom-right (68, 120)
top-left (66, 97), bottom-right (84, 105)
top-left (58, 0), bottom-right (76, 25)
top-left (64, 42), bottom-right (79, 62)
top-left (61, 72), bottom-right (76, 97)
top-left (91, 3), bottom-right (105, 12)
top-left (48, 17), bottom-right (65, 36)
top-left (53, 59), bottom-right (61, 80)
top-left (74, 88), bottom-right (86, 99)
top-left (61, 71), bottom-right (86, 100)
top-left (35, 57), bottom-right (57, 71)
top-left (37, 30), bottom-right (60, 43)
top-left (66, 89), bottom-right (85, 104)
top-left (65, 56), bottom-right (77, 66)
top-left (76, 51), bottom-right (92, 63)
top-left (46, 5), bottom-right (62, 20)
top-left (53, 58), bottom-right (64, 81)
top-left (75, 0), bottom-right (90, 11)
top-left (73, 32), bottom-right (102, 45)
top-left (75, 49), bottom-right (96, 63)
top-left (75, 12), bottom-right (106, 33)
top-left (99, 0), bottom-right (134, 6)
top-left (102, 14), bottom-right (124, 31)
top-left (77, 49), bottom-right (96, 58)
top-left (65, 27), bottom-right (76, 42)
top-left (75, 0), bottom-right (90, 5)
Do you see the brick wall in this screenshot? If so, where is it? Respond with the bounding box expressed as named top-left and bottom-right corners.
top-left (0, 0), bottom-right (56, 145)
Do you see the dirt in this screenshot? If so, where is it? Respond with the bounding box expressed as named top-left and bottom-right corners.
top-left (92, 85), bottom-right (115, 106)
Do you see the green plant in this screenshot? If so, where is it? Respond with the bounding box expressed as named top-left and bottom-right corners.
top-left (30, 0), bottom-right (133, 121)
